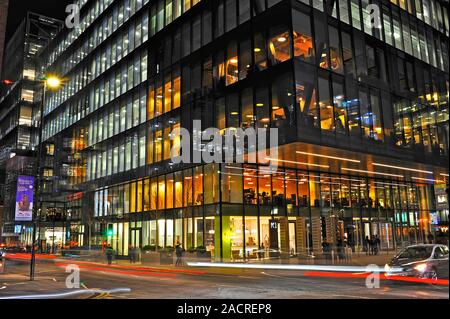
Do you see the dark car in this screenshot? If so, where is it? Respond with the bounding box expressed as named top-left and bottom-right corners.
top-left (385, 244), bottom-right (449, 281)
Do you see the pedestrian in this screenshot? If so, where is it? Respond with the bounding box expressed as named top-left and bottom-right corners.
top-left (336, 238), bottom-right (345, 263)
top-left (129, 246), bottom-right (135, 264)
top-left (364, 236), bottom-right (370, 255)
top-left (135, 246), bottom-right (141, 263)
top-left (370, 236), bottom-right (378, 256)
top-left (106, 245), bottom-right (114, 265)
top-left (322, 239), bottom-right (331, 264)
top-left (375, 235), bottom-right (381, 252)
top-left (175, 242), bottom-right (184, 267)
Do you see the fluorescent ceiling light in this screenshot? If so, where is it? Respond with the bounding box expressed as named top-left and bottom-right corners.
top-left (341, 168), bottom-right (403, 178)
top-left (296, 151), bottom-right (361, 163)
top-left (265, 158), bottom-right (329, 168)
top-left (411, 177), bottom-right (444, 183)
top-left (372, 163), bottom-right (433, 174)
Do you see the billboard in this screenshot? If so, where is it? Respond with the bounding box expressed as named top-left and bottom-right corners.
top-left (15, 175), bottom-right (34, 221)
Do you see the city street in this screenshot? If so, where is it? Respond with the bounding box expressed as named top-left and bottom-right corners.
top-left (0, 257), bottom-right (448, 299)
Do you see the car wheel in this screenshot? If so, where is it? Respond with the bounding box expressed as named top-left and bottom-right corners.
top-left (425, 268), bottom-right (438, 283)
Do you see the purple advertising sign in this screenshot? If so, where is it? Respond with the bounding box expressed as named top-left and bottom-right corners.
top-left (15, 175), bottom-right (34, 221)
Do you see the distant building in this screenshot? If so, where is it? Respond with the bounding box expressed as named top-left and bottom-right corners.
top-left (0, 12), bottom-right (62, 245)
top-left (0, 0), bottom-right (9, 78)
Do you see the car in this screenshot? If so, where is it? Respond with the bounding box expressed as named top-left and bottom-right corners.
top-left (385, 244), bottom-right (449, 281)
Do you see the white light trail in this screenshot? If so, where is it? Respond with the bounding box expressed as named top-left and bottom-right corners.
top-left (186, 262), bottom-right (403, 274)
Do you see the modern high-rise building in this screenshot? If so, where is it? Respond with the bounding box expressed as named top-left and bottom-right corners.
top-left (31, 0), bottom-right (448, 260)
top-left (0, 12), bottom-right (63, 244)
top-left (0, 0), bottom-right (9, 79)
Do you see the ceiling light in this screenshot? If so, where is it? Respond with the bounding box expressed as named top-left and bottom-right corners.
top-left (411, 177), bottom-right (444, 183)
top-left (341, 168), bottom-right (403, 178)
top-left (372, 163), bottom-right (433, 174)
top-left (296, 151), bottom-right (361, 163)
top-left (265, 158), bottom-right (329, 168)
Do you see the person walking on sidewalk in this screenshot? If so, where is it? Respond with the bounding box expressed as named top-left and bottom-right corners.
top-left (370, 236), bottom-right (378, 256)
top-left (337, 238), bottom-right (345, 263)
top-left (322, 239), bottom-right (331, 264)
top-left (106, 245), bottom-right (114, 265)
top-left (375, 235), bottom-right (381, 253)
top-left (129, 246), bottom-right (136, 264)
top-left (175, 242), bottom-right (184, 267)
top-left (364, 236), bottom-right (370, 255)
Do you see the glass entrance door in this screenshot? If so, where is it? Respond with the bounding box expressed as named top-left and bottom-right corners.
top-left (130, 228), bottom-right (142, 249)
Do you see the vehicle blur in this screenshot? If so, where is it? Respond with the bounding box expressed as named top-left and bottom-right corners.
top-left (386, 244), bottom-right (449, 281)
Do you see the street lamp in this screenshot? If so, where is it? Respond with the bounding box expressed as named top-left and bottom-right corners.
top-left (29, 75), bottom-right (62, 281)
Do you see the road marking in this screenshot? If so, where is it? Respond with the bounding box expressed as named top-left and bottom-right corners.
top-left (261, 272), bottom-right (285, 278)
top-left (0, 288), bottom-right (131, 299)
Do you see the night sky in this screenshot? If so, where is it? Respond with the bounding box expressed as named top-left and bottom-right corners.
top-left (5, 0), bottom-right (74, 42)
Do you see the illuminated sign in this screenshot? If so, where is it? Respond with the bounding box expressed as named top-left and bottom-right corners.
top-left (15, 176), bottom-right (34, 221)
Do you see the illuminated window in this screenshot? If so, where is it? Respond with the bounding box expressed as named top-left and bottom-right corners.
top-left (295, 61), bottom-right (319, 129)
top-left (164, 76), bottom-right (172, 113)
top-left (156, 82), bottom-right (163, 116)
top-left (268, 26), bottom-right (292, 64)
top-left (318, 76), bottom-right (334, 131)
top-left (292, 11), bottom-right (314, 63)
top-left (166, 173), bottom-right (174, 209)
top-left (226, 44), bottom-right (238, 86)
top-left (155, 129), bottom-right (163, 162)
top-left (173, 76), bottom-right (181, 109)
top-left (194, 166), bottom-right (203, 205)
top-left (184, 168), bottom-right (193, 206)
top-left (158, 176), bottom-right (165, 210)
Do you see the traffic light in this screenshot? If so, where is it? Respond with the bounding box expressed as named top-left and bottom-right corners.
top-left (106, 225), bottom-right (113, 237)
top-left (2, 79), bottom-right (14, 86)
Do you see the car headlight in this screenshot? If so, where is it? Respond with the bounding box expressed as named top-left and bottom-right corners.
top-left (384, 264), bottom-right (391, 272)
top-left (414, 263), bottom-right (428, 273)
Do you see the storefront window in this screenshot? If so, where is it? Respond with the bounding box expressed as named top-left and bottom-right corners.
top-left (244, 217), bottom-right (259, 259)
top-left (158, 219), bottom-right (166, 247)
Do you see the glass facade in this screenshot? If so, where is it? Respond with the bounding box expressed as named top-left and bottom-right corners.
top-left (34, 0), bottom-right (448, 259)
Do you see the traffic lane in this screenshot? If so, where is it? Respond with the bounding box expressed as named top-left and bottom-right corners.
top-left (56, 264), bottom-right (449, 299)
top-left (2, 262), bottom-right (448, 299)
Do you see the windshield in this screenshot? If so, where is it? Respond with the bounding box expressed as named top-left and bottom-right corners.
top-left (397, 246), bottom-right (433, 259)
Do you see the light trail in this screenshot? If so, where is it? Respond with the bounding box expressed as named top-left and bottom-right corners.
top-left (0, 288), bottom-right (131, 299)
top-left (186, 262), bottom-right (404, 274)
top-left (304, 271), bottom-right (449, 286)
top-left (54, 263), bottom-right (177, 278)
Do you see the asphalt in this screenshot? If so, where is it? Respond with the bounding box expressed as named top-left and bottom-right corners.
top-left (0, 257), bottom-right (448, 299)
